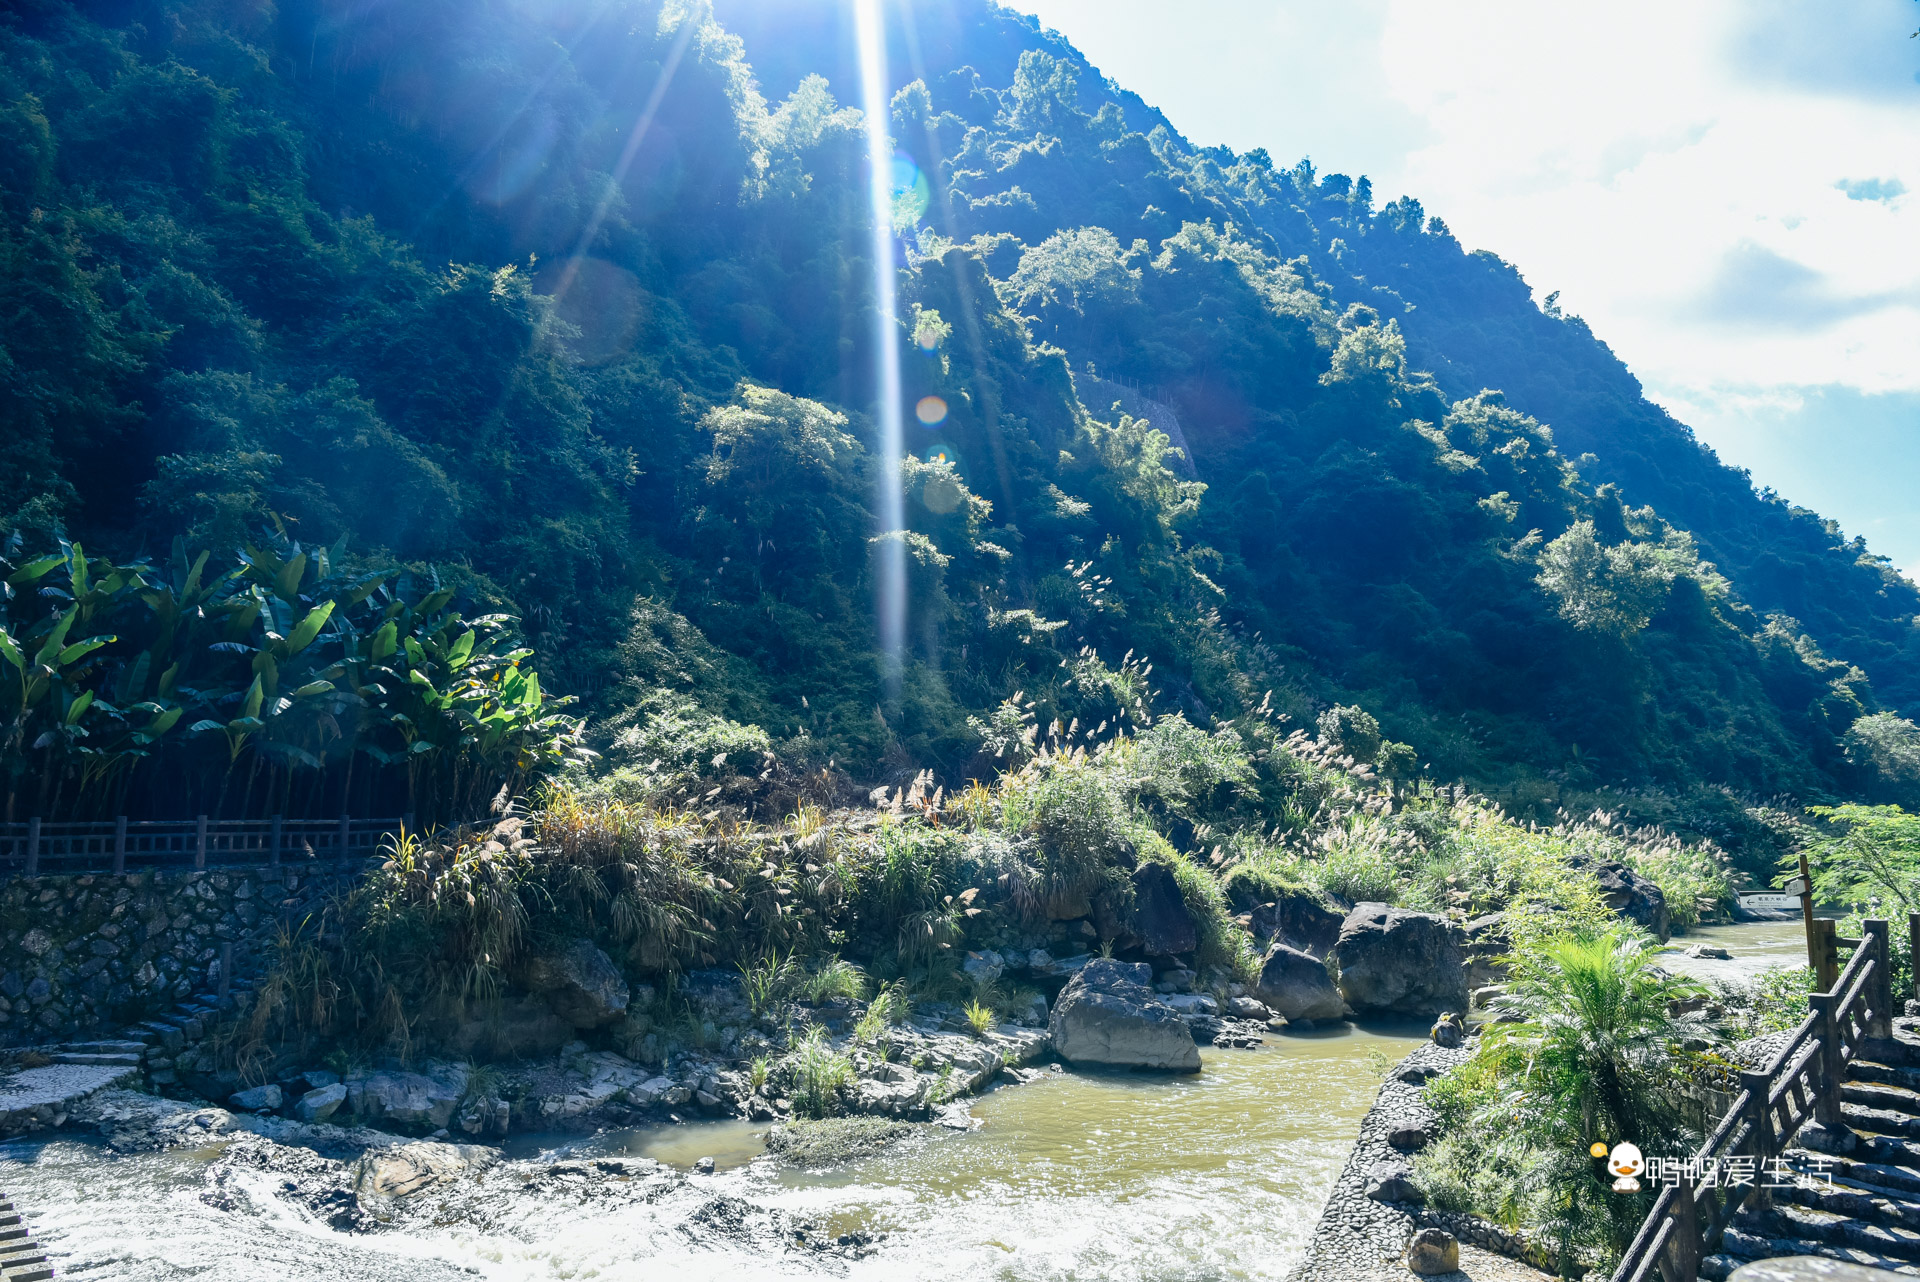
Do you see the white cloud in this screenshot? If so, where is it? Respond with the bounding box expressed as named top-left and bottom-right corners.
top-left (1372, 0), bottom-right (1920, 399)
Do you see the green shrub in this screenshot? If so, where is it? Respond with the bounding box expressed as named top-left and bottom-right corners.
top-left (788, 1024), bottom-right (855, 1119)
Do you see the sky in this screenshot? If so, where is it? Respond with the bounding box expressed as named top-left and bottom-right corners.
top-left (1010, 0), bottom-right (1920, 574)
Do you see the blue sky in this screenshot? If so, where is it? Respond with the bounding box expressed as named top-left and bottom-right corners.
top-left (1012, 0), bottom-right (1920, 575)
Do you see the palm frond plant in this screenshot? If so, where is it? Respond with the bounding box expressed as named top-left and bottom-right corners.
top-left (1420, 929), bottom-right (1713, 1275)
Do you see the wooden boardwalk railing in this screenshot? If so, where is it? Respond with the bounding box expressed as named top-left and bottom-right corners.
top-left (0, 814), bottom-right (414, 877)
top-left (1611, 917), bottom-right (1896, 1282)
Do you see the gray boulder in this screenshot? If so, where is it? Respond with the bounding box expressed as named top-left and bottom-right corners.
top-left (353, 1141), bottom-right (498, 1201)
top-left (294, 1082), bottom-right (347, 1122)
top-left (1252, 943), bottom-right (1347, 1023)
top-left (1333, 904), bottom-right (1470, 1017)
top-left (1407, 1227), bottom-right (1459, 1274)
top-left (1049, 958), bottom-right (1201, 1071)
top-left (229, 1084), bottom-right (282, 1112)
top-left (1249, 891), bottom-right (1344, 958)
top-left (346, 1067), bottom-right (468, 1129)
top-left (1131, 863), bottom-right (1197, 956)
top-left (1567, 855), bottom-right (1670, 941)
top-left (517, 938), bottom-right (629, 1028)
top-left (1365, 1158), bottom-right (1423, 1203)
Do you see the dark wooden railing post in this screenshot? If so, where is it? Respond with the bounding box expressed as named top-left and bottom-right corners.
top-left (1660, 1172), bottom-right (1702, 1282)
top-left (194, 814), bottom-right (208, 870)
top-left (1910, 912), bottom-right (1920, 1008)
top-left (338, 812), bottom-right (351, 860)
top-left (112, 815), bottom-right (127, 874)
top-left (269, 813), bottom-right (282, 868)
top-left (1866, 918), bottom-right (1894, 1037)
top-left (1740, 1069), bottom-right (1776, 1212)
top-left (23, 816), bottom-right (40, 876)
top-left (1809, 993), bottom-right (1846, 1131)
top-left (1812, 918), bottom-right (1840, 992)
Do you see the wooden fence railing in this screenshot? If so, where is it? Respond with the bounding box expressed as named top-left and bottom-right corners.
top-left (1610, 917), bottom-right (1897, 1282)
top-left (0, 814), bottom-right (415, 877)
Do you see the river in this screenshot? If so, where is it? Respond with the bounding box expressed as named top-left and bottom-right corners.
top-left (1, 1021), bottom-right (1429, 1282)
top-left (5, 923), bottom-right (1814, 1280)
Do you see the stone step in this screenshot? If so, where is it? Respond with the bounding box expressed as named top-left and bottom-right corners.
top-left (1789, 1172), bottom-right (1920, 1229)
top-left (0, 1228), bottom-right (25, 1244)
top-left (1845, 1103), bottom-right (1920, 1142)
top-left (49, 1054), bottom-right (142, 1068)
top-left (1849, 1058), bottom-right (1920, 1092)
top-left (1746, 1203), bottom-right (1920, 1262)
top-left (1720, 1224), bottom-right (1920, 1274)
top-left (1853, 1133), bottom-right (1920, 1174)
top-left (57, 1041), bottom-right (145, 1056)
top-left (1809, 1155), bottom-right (1920, 1199)
top-left (1846, 1081), bottom-right (1920, 1114)
top-left (1863, 1035), bottom-right (1920, 1071)
top-left (2, 1262), bottom-right (54, 1282)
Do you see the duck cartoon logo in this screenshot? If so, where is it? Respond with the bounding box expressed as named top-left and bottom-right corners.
top-left (1603, 1141), bottom-right (1644, 1193)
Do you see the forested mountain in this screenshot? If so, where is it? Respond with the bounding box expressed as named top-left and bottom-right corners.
top-left (3, 0), bottom-right (1916, 839)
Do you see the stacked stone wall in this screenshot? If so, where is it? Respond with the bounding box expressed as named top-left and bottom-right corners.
top-left (0, 866), bottom-right (352, 1045)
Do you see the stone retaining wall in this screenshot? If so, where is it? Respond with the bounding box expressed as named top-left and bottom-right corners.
top-left (1289, 1041), bottom-right (1559, 1282)
top-left (0, 866), bottom-right (353, 1046)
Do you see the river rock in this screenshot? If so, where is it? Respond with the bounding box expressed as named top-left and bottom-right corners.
top-left (1365, 1158), bottom-right (1423, 1204)
top-left (1407, 1227), bottom-right (1459, 1274)
top-left (229, 1084), bottom-right (282, 1112)
top-left (1131, 863), bottom-right (1198, 956)
top-left (1430, 1012), bottom-right (1464, 1048)
top-left (1228, 996), bottom-right (1271, 1021)
top-left (1048, 959), bottom-right (1200, 1071)
top-left (294, 1083), bottom-right (347, 1122)
top-left (1567, 855), bottom-right (1669, 941)
top-left (346, 1067), bottom-right (468, 1129)
top-left (1164, 993), bottom-right (1219, 1017)
top-left (1387, 1122), bottom-right (1432, 1151)
top-left (962, 950), bottom-right (1005, 986)
top-left (353, 1140), bottom-right (498, 1201)
top-left (1252, 943), bottom-right (1346, 1023)
top-left (1333, 905), bottom-right (1469, 1018)
top-left (1685, 943), bottom-right (1731, 960)
top-left (517, 938), bottom-right (629, 1027)
top-left (1249, 891), bottom-right (1345, 958)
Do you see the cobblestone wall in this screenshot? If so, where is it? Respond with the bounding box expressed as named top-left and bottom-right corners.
top-left (0, 867), bottom-right (350, 1045)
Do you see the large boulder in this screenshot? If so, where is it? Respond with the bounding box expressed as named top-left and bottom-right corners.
top-left (1567, 855), bottom-right (1670, 941)
top-left (1131, 862), bottom-right (1198, 956)
top-left (1333, 904), bottom-right (1469, 1018)
top-left (353, 1141), bottom-right (498, 1201)
top-left (346, 1067), bottom-right (469, 1130)
top-left (294, 1082), bottom-right (346, 1123)
top-left (1248, 891), bottom-right (1344, 958)
top-left (517, 938), bottom-right (629, 1028)
top-left (1048, 959), bottom-right (1201, 1071)
top-left (1252, 943), bottom-right (1347, 1023)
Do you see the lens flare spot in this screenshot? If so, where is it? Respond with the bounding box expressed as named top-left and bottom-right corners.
top-left (915, 396), bottom-right (948, 427)
top-left (889, 151), bottom-right (932, 228)
top-left (925, 444), bottom-right (956, 466)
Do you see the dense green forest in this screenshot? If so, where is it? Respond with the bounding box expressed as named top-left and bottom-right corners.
top-left (3, 0), bottom-right (1917, 856)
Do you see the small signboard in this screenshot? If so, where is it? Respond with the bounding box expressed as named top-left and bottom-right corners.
top-left (1779, 876), bottom-right (1810, 898)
